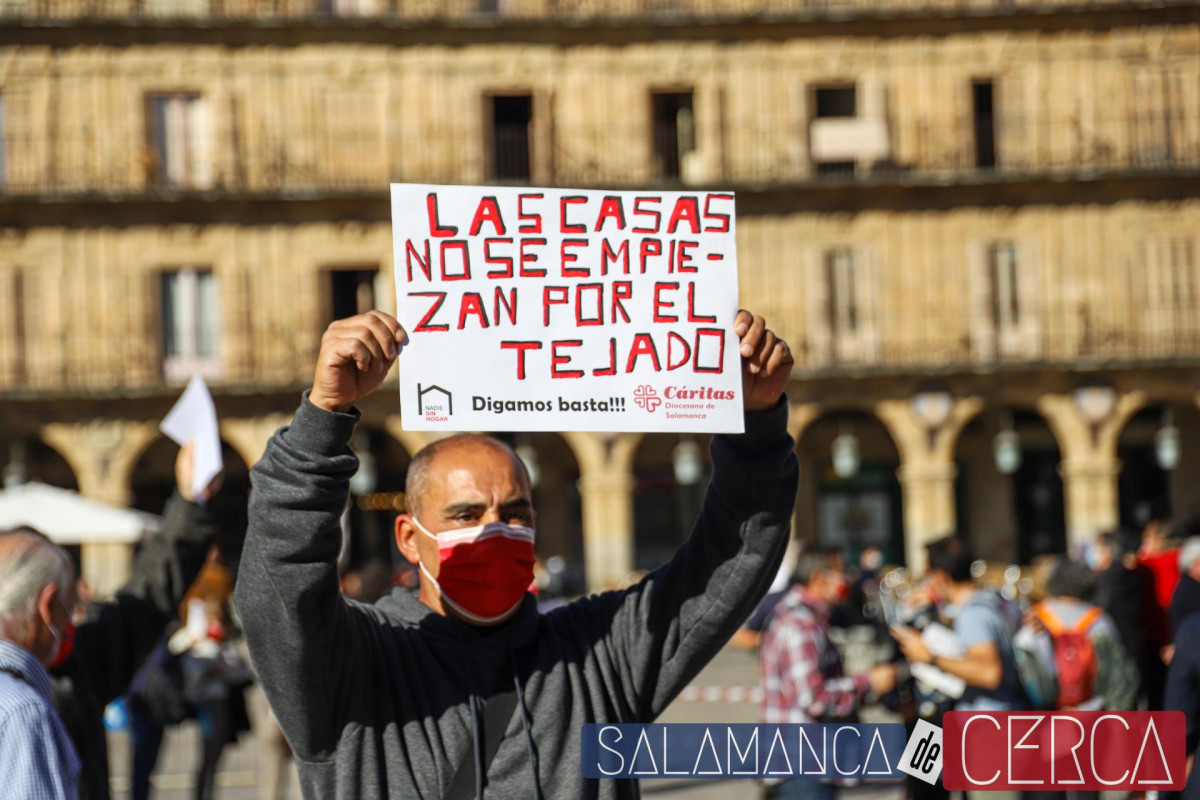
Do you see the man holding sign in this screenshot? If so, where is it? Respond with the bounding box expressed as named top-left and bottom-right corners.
top-left (392, 185), bottom-right (746, 434)
top-left (236, 303), bottom-right (795, 799)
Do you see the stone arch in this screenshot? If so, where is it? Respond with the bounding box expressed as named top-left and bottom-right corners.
top-left (4, 435), bottom-right (80, 491)
top-left (955, 404), bottom-right (1065, 564)
top-left (630, 430), bottom-right (713, 572)
top-left (1116, 399), bottom-right (1200, 530)
top-left (342, 424), bottom-right (412, 573)
top-left (794, 407), bottom-right (905, 565)
top-left (129, 434), bottom-right (251, 515)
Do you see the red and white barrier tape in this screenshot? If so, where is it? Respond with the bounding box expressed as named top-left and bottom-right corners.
top-left (677, 685), bottom-right (763, 703)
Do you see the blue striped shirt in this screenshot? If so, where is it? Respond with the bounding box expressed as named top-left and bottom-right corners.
top-left (0, 638), bottom-right (81, 800)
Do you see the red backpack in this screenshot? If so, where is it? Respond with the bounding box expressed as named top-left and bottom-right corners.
top-left (1035, 604), bottom-right (1102, 709)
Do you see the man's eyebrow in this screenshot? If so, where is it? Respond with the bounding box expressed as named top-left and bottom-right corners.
top-left (441, 501), bottom-right (488, 516)
top-left (501, 498), bottom-right (533, 511)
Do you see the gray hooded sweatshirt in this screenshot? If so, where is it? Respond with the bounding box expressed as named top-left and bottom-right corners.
top-left (234, 395), bottom-right (797, 799)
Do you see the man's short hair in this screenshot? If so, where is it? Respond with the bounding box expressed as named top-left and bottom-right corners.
top-left (791, 547), bottom-right (842, 587)
top-left (403, 434), bottom-right (528, 519)
top-left (1046, 556), bottom-right (1096, 601)
top-left (0, 529), bottom-right (74, 639)
top-left (925, 535), bottom-right (974, 583)
top-left (1179, 537), bottom-right (1200, 575)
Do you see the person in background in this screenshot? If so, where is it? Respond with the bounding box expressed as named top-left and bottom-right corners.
top-left (172, 576), bottom-right (252, 800)
top-left (893, 536), bottom-right (1025, 713)
top-left (340, 559), bottom-right (395, 605)
top-left (759, 548), bottom-right (899, 799)
top-left (1140, 509), bottom-right (1181, 614)
top-left (53, 442), bottom-right (225, 800)
top-left (1164, 610), bottom-right (1200, 800)
top-left (731, 560), bottom-right (792, 650)
top-left (0, 529), bottom-right (81, 799)
top-left (1090, 529), bottom-right (1151, 701)
top-left (1137, 511), bottom-right (1179, 707)
top-left (1169, 536), bottom-right (1200, 640)
top-left (125, 635), bottom-right (188, 800)
top-left (1015, 556), bottom-right (1139, 713)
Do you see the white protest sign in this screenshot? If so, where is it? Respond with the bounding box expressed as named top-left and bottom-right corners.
top-left (160, 375), bottom-right (223, 500)
top-left (391, 184), bottom-right (742, 433)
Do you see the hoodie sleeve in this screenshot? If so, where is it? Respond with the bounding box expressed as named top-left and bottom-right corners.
top-left (585, 397), bottom-right (798, 722)
top-left (65, 491), bottom-right (218, 705)
top-left (233, 394), bottom-right (367, 762)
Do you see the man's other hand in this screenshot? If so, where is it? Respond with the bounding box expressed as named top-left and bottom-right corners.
top-left (868, 663), bottom-right (898, 697)
top-left (309, 311), bottom-right (408, 414)
top-left (735, 310), bottom-right (794, 412)
top-left (176, 440), bottom-right (224, 503)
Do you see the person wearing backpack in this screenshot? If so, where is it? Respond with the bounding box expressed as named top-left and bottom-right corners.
top-left (1015, 556), bottom-right (1140, 713)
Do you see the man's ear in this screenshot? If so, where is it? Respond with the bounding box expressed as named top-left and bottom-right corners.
top-left (395, 515), bottom-right (420, 565)
top-left (37, 583), bottom-right (58, 628)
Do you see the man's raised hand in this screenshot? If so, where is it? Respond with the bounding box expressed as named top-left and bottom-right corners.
top-left (735, 310), bottom-right (794, 412)
top-left (309, 311), bottom-right (407, 414)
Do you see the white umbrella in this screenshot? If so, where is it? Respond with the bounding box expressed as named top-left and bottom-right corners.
top-left (0, 481), bottom-right (161, 545)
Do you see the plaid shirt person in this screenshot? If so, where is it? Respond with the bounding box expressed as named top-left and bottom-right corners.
top-left (0, 639), bottom-right (81, 800)
top-left (759, 585), bottom-right (870, 724)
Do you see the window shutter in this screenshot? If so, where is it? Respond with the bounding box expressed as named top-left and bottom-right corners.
top-left (858, 246), bottom-right (880, 364)
top-left (967, 241), bottom-right (995, 363)
top-left (1017, 239), bottom-right (1042, 360)
top-left (805, 247), bottom-right (832, 367)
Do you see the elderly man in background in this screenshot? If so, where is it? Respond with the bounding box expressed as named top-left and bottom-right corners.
top-left (1169, 535), bottom-right (1200, 640)
top-left (0, 529), bottom-right (82, 799)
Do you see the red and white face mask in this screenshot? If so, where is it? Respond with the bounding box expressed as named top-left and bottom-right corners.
top-left (412, 517), bottom-right (536, 625)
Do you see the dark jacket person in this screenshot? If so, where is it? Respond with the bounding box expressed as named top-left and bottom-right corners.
top-left (52, 444), bottom-right (223, 800)
top-left (235, 309), bottom-right (798, 799)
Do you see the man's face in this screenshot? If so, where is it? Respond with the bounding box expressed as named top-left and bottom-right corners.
top-left (812, 563), bottom-right (847, 606)
top-left (925, 569), bottom-right (950, 605)
top-left (396, 440), bottom-right (535, 620)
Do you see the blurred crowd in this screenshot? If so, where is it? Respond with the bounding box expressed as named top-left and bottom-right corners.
top-left (748, 517), bottom-right (1200, 800)
top-left (3, 434), bottom-right (1199, 799)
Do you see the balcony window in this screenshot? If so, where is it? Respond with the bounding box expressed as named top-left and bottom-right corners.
top-left (327, 268), bottom-right (378, 323)
top-left (161, 268), bottom-right (220, 383)
top-left (826, 247), bottom-right (859, 336)
top-left (810, 82), bottom-right (889, 176)
top-left (144, 0), bottom-right (211, 16)
top-left (988, 243), bottom-right (1020, 329)
top-left (317, 0), bottom-right (378, 15)
top-left (973, 80), bottom-right (996, 169)
top-left (488, 94), bottom-right (533, 182)
top-left (147, 93), bottom-right (211, 190)
top-left (811, 246), bottom-right (878, 365)
top-left (815, 86), bottom-right (856, 119)
top-left (970, 241), bottom-right (1040, 361)
top-left (651, 91), bottom-right (695, 181)
top-left (0, 93), bottom-right (5, 191)
top-left (1139, 236), bottom-right (1199, 350)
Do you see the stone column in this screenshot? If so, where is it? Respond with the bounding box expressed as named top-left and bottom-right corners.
top-left (569, 431), bottom-right (639, 592)
top-left (40, 419), bottom-right (159, 597)
top-left (1038, 391), bottom-right (1145, 551)
top-left (895, 461), bottom-right (960, 572)
top-left (577, 468), bottom-right (636, 591)
top-left (877, 397), bottom-right (983, 573)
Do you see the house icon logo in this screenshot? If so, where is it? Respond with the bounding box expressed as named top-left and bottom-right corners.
top-left (417, 384), bottom-right (453, 421)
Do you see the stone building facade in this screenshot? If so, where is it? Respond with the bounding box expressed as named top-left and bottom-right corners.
top-left (1, 0), bottom-right (1198, 593)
